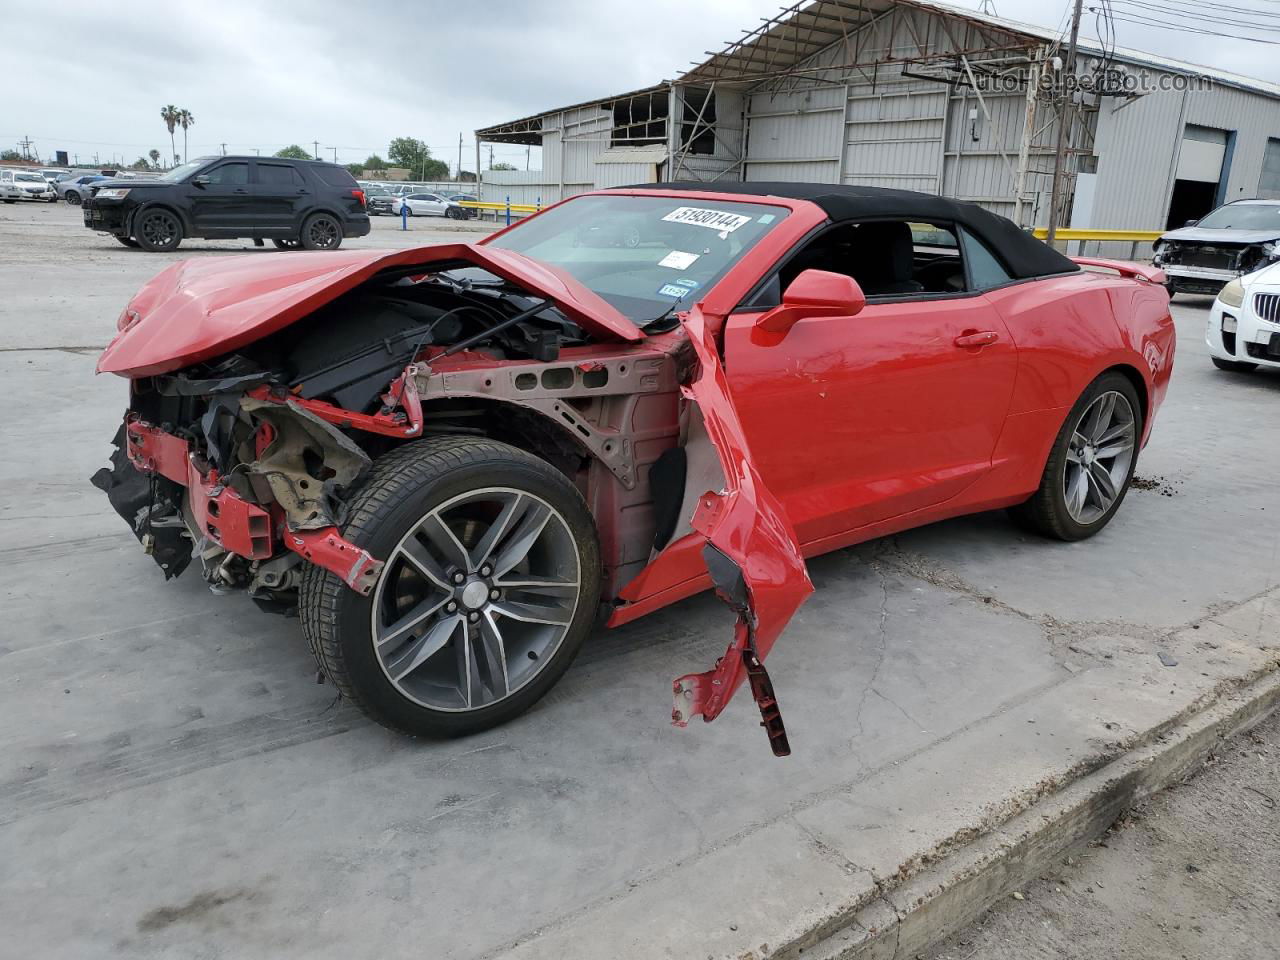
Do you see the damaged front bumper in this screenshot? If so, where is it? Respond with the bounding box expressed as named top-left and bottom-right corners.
top-left (92, 414), bottom-right (383, 596)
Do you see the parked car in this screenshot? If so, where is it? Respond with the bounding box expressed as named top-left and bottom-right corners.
top-left (0, 177), bottom-right (21, 203)
top-left (391, 192), bottom-right (468, 219)
top-left (91, 183), bottom-right (1174, 753)
top-left (364, 183), bottom-right (395, 216)
top-left (80, 155), bottom-right (370, 251)
top-left (57, 175), bottom-right (109, 204)
top-left (1205, 259), bottom-right (1280, 373)
top-left (1, 170), bottom-right (57, 202)
top-left (39, 168), bottom-right (70, 184)
top-left (1153, 199), bottom-right (1280, 297)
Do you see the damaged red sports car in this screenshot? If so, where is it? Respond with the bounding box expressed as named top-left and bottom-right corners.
top-left (93, 183), bottom-right (1175, 753)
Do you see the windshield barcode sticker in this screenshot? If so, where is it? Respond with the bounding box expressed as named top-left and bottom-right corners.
top-left (661, 207), bottom-right (752, 235)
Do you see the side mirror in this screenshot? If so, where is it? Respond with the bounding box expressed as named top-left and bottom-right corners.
top-left (1184, 219), bottom-right (1198, 227)
top-left (192, 174), bottom-right (210, 187)
top-left (756, 269), bottom-right (866, 334)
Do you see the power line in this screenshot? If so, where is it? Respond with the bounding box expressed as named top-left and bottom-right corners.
top-left (1094, 8), bottom-right (1280, 43)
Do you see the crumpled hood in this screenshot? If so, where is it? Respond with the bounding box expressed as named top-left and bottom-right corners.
top-left (97, 243), bottom-right (643, 377)
top-left (1159, 226), bottom-right (1280, 245)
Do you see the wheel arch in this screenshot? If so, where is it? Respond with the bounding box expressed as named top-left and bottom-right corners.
top-left (1104, 361), bottom-right (1150, 427)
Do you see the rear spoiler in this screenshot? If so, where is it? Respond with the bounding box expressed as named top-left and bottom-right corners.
top-left (1070, 257), bottom-right (1166, 285)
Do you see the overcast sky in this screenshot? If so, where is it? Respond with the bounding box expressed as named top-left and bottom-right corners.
top-left (3, 0), bottom-right (1274, 171)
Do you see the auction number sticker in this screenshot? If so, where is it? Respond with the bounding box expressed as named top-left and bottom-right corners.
top-left (659, 250), bottom-right (700, 269)
top-left (661, 206), bottom-right (752, 235)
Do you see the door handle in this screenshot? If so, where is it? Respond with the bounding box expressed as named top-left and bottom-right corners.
top-left (954, 330), bottom-right (999, 348)
top-left (233, 188), bottom-right (248, 195)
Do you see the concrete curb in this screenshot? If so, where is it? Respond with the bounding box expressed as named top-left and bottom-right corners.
top-left (798, 667), bottom-right (1280, 960)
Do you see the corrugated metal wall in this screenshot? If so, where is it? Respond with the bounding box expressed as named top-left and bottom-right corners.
top-left (739, 8), bottom-right (1054, 223)
top-left (1092, 79), bottom-right (1280, 229)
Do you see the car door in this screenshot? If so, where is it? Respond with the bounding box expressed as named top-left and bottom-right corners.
top-left (252, 161), bottom-right (308, 236)
top-left (188, 160), bottom-right (253, 234)
top-left (722, 219), bottom-right (1019, 545)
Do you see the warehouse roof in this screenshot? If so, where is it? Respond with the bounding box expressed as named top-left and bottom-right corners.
top-left (477, 0), bottom-right (1280, 143)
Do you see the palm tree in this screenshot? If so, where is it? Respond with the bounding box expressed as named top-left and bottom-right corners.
top-left (177, 109), bottom-right (195, 165)
top-left (160, 105), bottom-right (179, 167)
top-left (148, 149), bottom-right (161, 169)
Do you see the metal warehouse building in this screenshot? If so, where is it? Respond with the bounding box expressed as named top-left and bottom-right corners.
top-left (475, 0), bottom-right (1280, 233)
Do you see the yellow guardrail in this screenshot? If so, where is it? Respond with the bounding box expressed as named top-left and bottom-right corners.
top-left (1032, 228), bottom-right (1163, 242)
top-left (456, 200), bottom-right (541, 214)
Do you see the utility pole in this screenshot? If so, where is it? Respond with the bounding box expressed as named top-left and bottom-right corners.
top-left (457, 132), bottom-right (463, 182)
top-left (331, 146), bottom-right (338, 163)
top-left (313, 140), bottom-right (321, 160)
top-left (220, 143), bottom-right (227, 156)
top-left (488, 144), bottom-right (494, 169)
top-left (18, 135), bottom-right (34, 160)
top-left (526, 145), bottom-right (530, 171)
top-left (1046, 0), bottom-right (1083, 244)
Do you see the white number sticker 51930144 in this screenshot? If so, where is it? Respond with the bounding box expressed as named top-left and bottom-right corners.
top-left (661, 207), bottom-right (753, 235)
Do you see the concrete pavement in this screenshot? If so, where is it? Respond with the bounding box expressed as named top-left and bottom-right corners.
top-left (1, 202), bottom-right (1276, 959)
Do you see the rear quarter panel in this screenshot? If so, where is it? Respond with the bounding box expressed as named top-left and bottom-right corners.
top-left (976, 270), bottom-right (1174, 499)
top-left (987, 270), bottom-right (1173, 433)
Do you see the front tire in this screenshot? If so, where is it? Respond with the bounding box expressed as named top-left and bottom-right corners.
top-left (1010, 371), bottom-right (1143, 541)
top-left (114, 236), bottom-right (140, 248)
top-left (1211, 357), bottom-right (1257, 373)
top-left (300, 437), bottom-right (601, 738)
top-left (134, 208), bottom-right (183, 252)
top-left (65, 191), bottom-right (81, 205)
top-left (300, 213), bottom-right (343, 250)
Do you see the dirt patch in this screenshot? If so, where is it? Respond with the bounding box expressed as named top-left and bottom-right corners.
top-left (136, 887), bottom-right (254, 932)
top-left (1131, 474), bottom-right (1180, 497)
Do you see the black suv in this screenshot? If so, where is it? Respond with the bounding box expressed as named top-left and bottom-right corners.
top-left (81, 156), bottom-right (371, 252)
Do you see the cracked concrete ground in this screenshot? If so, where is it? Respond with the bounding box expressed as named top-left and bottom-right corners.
top-left (1, 203), bottom-right (1277, 959)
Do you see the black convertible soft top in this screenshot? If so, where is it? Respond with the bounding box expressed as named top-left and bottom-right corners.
top-left (618, 181), bottom-right (1078, 280)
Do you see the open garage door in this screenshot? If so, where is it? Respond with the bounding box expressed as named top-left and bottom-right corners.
top-left (1166, 125), bottom-right (1232, 229)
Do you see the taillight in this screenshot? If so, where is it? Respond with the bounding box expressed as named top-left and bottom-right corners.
top-left (352, 188), bottom-right (366, 208)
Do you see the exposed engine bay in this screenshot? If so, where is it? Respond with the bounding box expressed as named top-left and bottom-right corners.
top-left (95, 262), bottom-right (683, 607)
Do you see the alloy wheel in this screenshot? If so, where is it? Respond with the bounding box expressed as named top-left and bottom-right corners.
top-left (1062, 390), bottom-right (1137, 524)
top-left (139, 211), bottom-right (179, 249)
top-left (370, 487), bottom-right (581, 712)
top-left (306, 216), bottom-right (340, 248)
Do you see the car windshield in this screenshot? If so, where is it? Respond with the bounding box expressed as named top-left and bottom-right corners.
top-left (1195, 203), bottom-right (1280, 230)
top-left (16, 173), bottom-right (44, 182)
top-left (156, 159), bottom-right (206, 183)
top-left (484, 194), bottom-right (789, 325)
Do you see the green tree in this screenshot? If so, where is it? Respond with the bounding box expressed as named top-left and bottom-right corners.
top-left (345, 163), bottom-right (365, 176)
top-left (131, 156), bottom-right (152, 170)
top-left (148, 149), bottom-right (161, 169)
top-left (363, 154), bottom-right (387, 171)
top-left (489, 161), bottom-right (517, 171)
top-left (0, 149), bottom-right (22, 162)
top-left (274, 144), bottom-right (313, 160)
top-left (387, 137), bottom-right (448, 180)
top-left (177, 109), bottom-right (195, 165)
top-left (160, 104), bottom-right (180, 165)
top-left (457, 170), bottom-right (477, 182)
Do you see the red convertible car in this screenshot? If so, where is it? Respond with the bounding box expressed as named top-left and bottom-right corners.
top-left (92, 183), bottom-right (1175, 754)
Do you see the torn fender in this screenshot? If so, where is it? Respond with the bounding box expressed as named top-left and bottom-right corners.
top-left (670, 307), bottom-right (813, 755)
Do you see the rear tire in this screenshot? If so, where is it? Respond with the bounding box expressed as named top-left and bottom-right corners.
top-left (134, 208), bottom-right (183, 252)
top-left (1009, 371), bottom-right (1143, 541)
top-left (65, 191), bottom-right (81, 205)
top-left (1211, 357), bottom-right (1257, 373)
top-left (300, 437), bottom-right (601, 739)
top-left (300, 213), bottom-right (343, 250)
